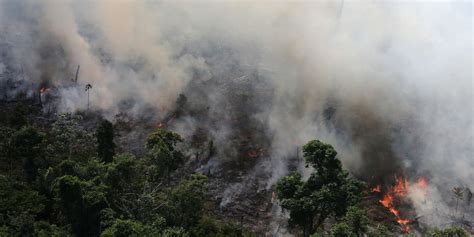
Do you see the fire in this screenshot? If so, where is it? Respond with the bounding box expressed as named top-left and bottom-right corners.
top-left (377, 176), bottom-right (429, 232)
top-left (415, 177), bottom-right (428, 192)
top-left (39, 87), bottom-right (49, 93)
top-left (247, 150), bottom-right (259, 158)
top-left (380, 194), bottom-right (393, 207)
top-left (371, 185), bottom-right (381, 193)
top-left (247, 148), bottom-right (265, 158)
top-left (393, 176), bottom-right (409, 195)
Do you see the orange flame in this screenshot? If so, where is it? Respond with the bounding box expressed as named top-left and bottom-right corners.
top-left (393, 176), bottom-right (409, 195)
top-left (247, 150), bottom-right (259, 158)
top-left (415, 177), bottom-right (429, 193)
top-left (371, 185), bottom-right (381, 193)
top-left (39, 87), bottom-right (48, 94)
top-left (376, 176), bottom-right (428, 232)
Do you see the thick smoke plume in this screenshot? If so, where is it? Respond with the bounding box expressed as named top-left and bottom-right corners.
top-left (0, 0), bottom-right (472, 229)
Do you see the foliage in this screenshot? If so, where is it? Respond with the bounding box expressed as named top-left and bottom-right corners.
top-left (0, 127), bottom-right (15, 175)
top-left (103, 153), bottom-right (147, 218)
top-left (34, 221), bottom-right (67, 237)
top-left (162, 227), bottom-right (189, 237)
top-left (96, 119), bottom-right (115, 163)
top-left (277, 140), bottom-right (365, 236)
top-left (367, 224), bottom-right (391, 237)
top-left (191, 216), bottom-right (220, 237)
top-left (46, 113), bottom-right (95, 161)
top-left (105, 153), bottom-right (141, 194)
top-left (0, 106), bottom-right (253, 237)
top-left (190, 218), bottom-right (255, 237)
top-left (54, 175), bottom-right (108, 236)
top-left (101, 219), bottom-right (160, 237)
top-left (161, 173), bottom-right (208, 229)
top-left (331, 222), bottom-right (353, 237)
top-left (0, 179), bottom-right (46, 234)
top-left (10, 104), bottom-right (29, 129)
top-left (146, 128), bottom-right (183, 149)
top-left (342, 206), bottom-right (370, 236)
top-left (429, 226), bottom-right (469, 237)
top-left (146, 129), bottom-right (184, 185)
top-left (11, 126), bottom-right (45, 182)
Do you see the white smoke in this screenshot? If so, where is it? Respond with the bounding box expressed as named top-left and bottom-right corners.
top-left (0, 0), bottom-right (472, 229)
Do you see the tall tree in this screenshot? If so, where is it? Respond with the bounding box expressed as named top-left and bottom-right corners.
top-left (277, 140), bottom-right (365, 237)
top-left (146, 129), bottom-right (184, 186)
top-left (10, 104), bottom-right (29, 129)
top-left (46, 113), bottom-right (95, 161)
top-left (96, 120), bottom-right (115, 163)
top-left (85, 84), bottom-right (92, 111)
top-left (11, 126), bottom-right (45, 183)
top-left (0, 127), bottom-right (15, 176)
top-left (160, 173), bottom-right (207, 229)
top-left (55, 175), bottom-right (107, 236)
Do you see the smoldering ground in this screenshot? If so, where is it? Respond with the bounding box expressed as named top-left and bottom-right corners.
top-left (0, 0), bottom-right (472, 230)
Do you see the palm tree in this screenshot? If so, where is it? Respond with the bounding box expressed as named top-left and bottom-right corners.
top-left (85, 84), bottom-right (92, 110)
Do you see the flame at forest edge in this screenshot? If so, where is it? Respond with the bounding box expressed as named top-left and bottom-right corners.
top-left (373, 176), bottom-right (429, 232)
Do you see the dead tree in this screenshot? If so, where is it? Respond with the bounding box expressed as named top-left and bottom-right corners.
top-left (85, 84), bottom-right (92, 110)
top-left (452, 187), bottom-right (464, 217)
top-left (465, 188), bottom-right (472, 206)
top-left (74, 65), bottom-right (80, 84)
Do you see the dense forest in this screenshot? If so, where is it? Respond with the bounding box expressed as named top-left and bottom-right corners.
top-left (0, 102), bottom-right (469, 237)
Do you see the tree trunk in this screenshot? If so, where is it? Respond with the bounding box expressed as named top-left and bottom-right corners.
top-left (314, 213), bottom-right (327, 233)
top-left (87, 91), bottom-right (90, 111)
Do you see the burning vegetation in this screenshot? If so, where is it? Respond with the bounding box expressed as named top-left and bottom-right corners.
top-left (0, 1), bottom-right (472, 236)
top-left (375, 176), bottom-right (429, 232)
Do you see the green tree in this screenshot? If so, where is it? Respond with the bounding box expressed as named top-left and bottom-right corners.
top-left (9, 104), bottom-right (29, 129)
top-left (328, 206), bottom-right (370, 237)
top-left (277, 140), bottom-right (365, 236)
top-left (161, 173), bottom-right (207, 229)
top-left (191, 217), bottom-right (220, 237)
top-left (55, 175), bottom-right (108, 236)
top-left (101, 219), bottom-right (160, 237)
top-left (343, 206), bottom-right (369, 236)
top-left (331, 222), bottom-right (352, 237)
top-left (0, 127), bottom-right (15, 176)
top-left (367, 225), bottom-right (391, 237)
top-left (104, 153), bottom-right (145, 216)
top-left (0, 178), bottom-right (46, 234)
top-left (34, 221), bottom-right (67, 237)
top-left (146, 129), bottom-right (184, 185)
top-left (11, 126), bottom-right (45, 183)
top-left (429, 227), bottom-right (469, 237)
top-left (46, 113), bottom-right (95, 162)
top-left (57, 159), bottom-right (78, 176)
top-left (97, 120), bottom-right (115, 163)
top-left (105, 153), bottom-right (140, 193)
top-left (162, 227), bottom-right (189, 237)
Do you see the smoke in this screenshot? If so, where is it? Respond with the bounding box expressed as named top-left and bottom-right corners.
top-left (0, 0), bottom-right (472, 229)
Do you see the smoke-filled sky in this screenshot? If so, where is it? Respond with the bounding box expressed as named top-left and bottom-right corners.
top-left (0, 0), bottom-right (472, 228)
